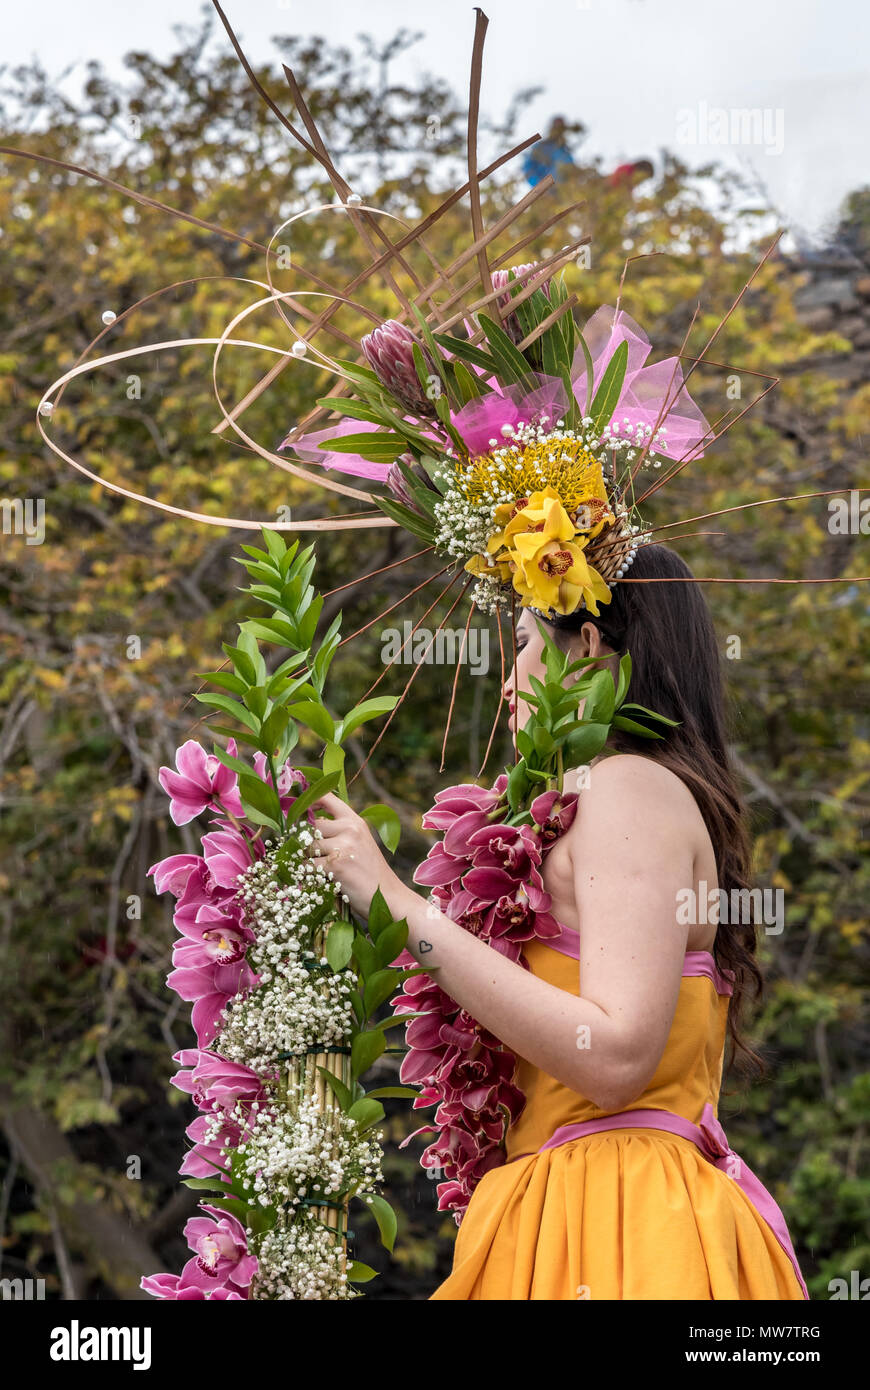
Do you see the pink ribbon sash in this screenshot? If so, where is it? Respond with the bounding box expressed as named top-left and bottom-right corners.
top-left (538, 1103), bottom-right (809, 1299)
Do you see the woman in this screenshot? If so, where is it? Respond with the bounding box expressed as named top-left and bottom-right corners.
top-left (309, 544), bottom-right (809, 1300)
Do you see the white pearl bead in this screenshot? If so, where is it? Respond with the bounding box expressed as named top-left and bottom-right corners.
top-left (345, 192), bottom-right (363, 206)
top-left (38, 400), bottom-right (54, 417)
top-left (292, 340), bottom-right (308, 357)
top-left (101, 309), bottom-right (117, 325)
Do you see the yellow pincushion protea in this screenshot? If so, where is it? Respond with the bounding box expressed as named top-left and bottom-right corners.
top-left (464, 484), bottom-right (614, 616)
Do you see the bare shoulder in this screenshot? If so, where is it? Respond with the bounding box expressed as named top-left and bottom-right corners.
top-left (565, 753), bottom-right (703, 836)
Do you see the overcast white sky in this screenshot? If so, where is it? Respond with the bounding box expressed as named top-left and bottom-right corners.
top-left (5, 0), bottom-right (869, 243)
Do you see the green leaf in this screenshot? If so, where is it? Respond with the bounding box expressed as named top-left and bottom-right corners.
top-left (477, 313), bottom-right (537, 391)
top-left (392, 456), bottom-right (440, 519)
top-left (242, 685), bottom-right (268, 721)
top-left (237, 629), bottom-right (267, 680)
top-left (507, 757), bottom-right (530, 812)
top-left (210, 745), bottom-right (254, 781)
top-left (346, 1260), bottom-right (378, 1284)
top-left (575, 328), bottom-right (595, 416)
top-left (209, 724), bottom-right (261, 749)
top-left (195, 669), bottom-right (248, 696)
top-left (326, 919), bottom-right (354, 972)
top-left (615, 652), bottom-right (632, 707)
top-left (612, 714), bottom-right (664, 739)
top-left (358, 803), bottom-right (401, 854)
top-left (284, 770), bottom-right (342, 824)
top-left (193, 693), bottom-right (260, 734)
top-left (243, 617), bottom-right (299, 647)
top-left (286, 700), bottom-right (335, 742)
top-left (347, 1097), bottom-right (385, 1131)
top-left (364, 1193), bottom-right (398, 1253)
top-left (374, 494), bottom-right (437, 543)
top-left (318, 432), bottom-right (407, 463)
top-left (366, 1085), bottom-right (421, 1099)
top-left (238, 773), bottom-right (283, 825)
top-left (620, 701), bottom-right (680, 727)
top-left (351, 1029), bottom-right (386, 1077)
top-left (373, 919), bottom-right (408, 968)
top-left (323, 740), bottom-right (347, 799)
top-left (339, 697), bottom-right (399, 742)
top-left (180, 1177), bottom-right (230, 1192)
top-left (315, 396), bottom-right (392, 427)
top-left (564, 722), bottom-right (611, 764)
top-left (369, 1011), bottom-right (424, 1033)
top-left (363, 968), bottom-right (401, 1015)
top-left (261, 527), bottom-right (287, 563)
top-left (260, 706), bottom-right (290, 754)
top-left (453, 359), bottom-right (484, 402)
top-left (589, 338), bottom-right (629, 436)
top-left (433, 331), bottom-right (500, 376)
top-left (580, 669), bottom-right (617, 724)
top-left (366, 887), bottom-right (394, 939)
top-left (317, 1066), bottom-right (353, 1111)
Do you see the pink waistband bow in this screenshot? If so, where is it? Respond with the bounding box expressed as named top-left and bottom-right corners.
top-left (537, 1103), bottom-right (809, 1299)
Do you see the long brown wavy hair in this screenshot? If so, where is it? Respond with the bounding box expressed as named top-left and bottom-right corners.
top-left (541, 542), bottom-right (765, 1079)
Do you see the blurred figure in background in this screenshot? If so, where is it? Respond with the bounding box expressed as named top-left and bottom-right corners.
top-left (607, 157), bottom-right (655, 191)
top-left (523, 116), bottom-right (584, 186)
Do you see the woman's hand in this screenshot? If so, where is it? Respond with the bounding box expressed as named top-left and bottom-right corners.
top-left (308, 790), bottom-right (404, 921)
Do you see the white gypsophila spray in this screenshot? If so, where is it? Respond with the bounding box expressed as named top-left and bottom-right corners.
top-left (250, 1216), bottom-right (358, 1300)
top-left (214, 828), bottom-right (355, 1072)
top-left (238, 1085), bottom-right (384, 1213)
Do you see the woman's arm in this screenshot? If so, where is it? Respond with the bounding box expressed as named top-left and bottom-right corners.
top-left (311, 758), bottom-right (695, 1112)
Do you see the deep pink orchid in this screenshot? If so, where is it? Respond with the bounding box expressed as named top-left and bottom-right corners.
top-left (140, 1271), bottom-right (246, 1300)
top-left (179, 1204), bottom-right (258, 1292)
top-left (171, 1048), bottom-right (270, 1113)
top-left (158, 739), bottom-right (245, 826)
top-left (392, 772), bottom-right (577, 1223)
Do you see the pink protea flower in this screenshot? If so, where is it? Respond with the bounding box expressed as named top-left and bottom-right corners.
top-left (158, 739), bottom-right (245, 826)
top-left (491, 261), bottom-right (551, 344)
top-left (360, 319), bottom-right (439, 417)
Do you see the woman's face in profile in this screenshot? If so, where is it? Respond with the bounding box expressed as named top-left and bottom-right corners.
top-left (502, 610), bottom-right (614, 734)
top-left (503, 610), bottom-right (547, 734)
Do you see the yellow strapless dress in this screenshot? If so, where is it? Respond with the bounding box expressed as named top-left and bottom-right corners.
top-left (429, 935), bottom-right (808, 1301)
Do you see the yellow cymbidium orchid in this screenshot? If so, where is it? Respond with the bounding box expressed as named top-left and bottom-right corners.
top-left (510, 532), bottom-right (613, 616)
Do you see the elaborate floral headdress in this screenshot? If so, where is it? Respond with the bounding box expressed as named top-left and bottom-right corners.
top-left (17, 4), bottom-right (867, 740)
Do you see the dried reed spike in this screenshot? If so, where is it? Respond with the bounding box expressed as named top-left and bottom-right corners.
top-left (466, 9), bottom-right (500, 328)
top-left (349, 575), bottom-right (473, 784)
top-left (440, 601), bottom-right (477, 771)
top-left (211, 134), bottom-right (545, 436)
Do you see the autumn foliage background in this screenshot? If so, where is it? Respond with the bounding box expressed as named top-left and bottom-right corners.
top-left (0, 7), bottom-right (867, 1299)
